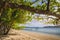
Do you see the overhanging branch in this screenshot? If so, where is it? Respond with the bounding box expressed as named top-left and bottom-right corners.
top-left (1, 2), bottom-right (60, 19)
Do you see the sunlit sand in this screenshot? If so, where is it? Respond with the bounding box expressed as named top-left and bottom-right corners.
top-left (0, 29), bottom-right (60, 40)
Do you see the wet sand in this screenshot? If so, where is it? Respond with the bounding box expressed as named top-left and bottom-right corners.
top-left (0, 29), bottom-right (60, 40)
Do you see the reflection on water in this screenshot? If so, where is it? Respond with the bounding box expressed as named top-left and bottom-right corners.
top-left (24, 28), bottom-right (60, 35)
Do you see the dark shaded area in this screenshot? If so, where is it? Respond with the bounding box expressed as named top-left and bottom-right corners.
top-left (0, 23), bottom-right (11, 35)
top-left (0, 35), bottom-right (8, 40)
top-left (0, 31), bottom-right (18, 40)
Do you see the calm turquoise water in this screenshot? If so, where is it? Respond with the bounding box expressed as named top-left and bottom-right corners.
top-left (24, 28), bottom-right (60, 35)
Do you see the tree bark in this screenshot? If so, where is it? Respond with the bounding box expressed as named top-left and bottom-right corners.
top-left (0, 22), bottom-right (11, 35)
top-left (47, 0), bottom-right (50, 11)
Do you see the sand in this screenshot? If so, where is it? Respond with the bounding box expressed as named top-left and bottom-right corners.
top-left (0, 29), bottom-right (60, 40)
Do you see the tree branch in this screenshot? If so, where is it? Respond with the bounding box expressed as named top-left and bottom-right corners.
top-left (1, 2), bottom-right (60, 19)
top-left (46, 0), bottom-right (50, 11)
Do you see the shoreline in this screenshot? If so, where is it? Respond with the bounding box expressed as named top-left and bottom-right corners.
top-left (23, 30), bottom-right (60, 36)
top-left (0, 29), bottom-right (60, 40)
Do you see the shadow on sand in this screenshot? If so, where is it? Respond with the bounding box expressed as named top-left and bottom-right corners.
top-left (0, 33), bottom-right (20, 40)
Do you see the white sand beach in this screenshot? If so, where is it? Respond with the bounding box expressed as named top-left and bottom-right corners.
top-left (0, 29), bottom-right (60, 40)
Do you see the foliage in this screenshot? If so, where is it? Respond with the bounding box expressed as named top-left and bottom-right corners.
top-left (12, 23), bottom-right (26, 30)
top-left (0, 0), bottom-right (33, 30)
top-left (0, 0), bottom-right (60, 28)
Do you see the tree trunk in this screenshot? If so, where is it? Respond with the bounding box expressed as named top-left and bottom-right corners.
top-left (0, 22), bottom-right (11, 35)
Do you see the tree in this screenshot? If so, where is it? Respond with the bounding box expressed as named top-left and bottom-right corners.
top-left (0, 0), bottom-right (60, 35)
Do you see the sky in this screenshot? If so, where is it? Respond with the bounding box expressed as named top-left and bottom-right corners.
top-left (24, 19), bottom-right (54, 27)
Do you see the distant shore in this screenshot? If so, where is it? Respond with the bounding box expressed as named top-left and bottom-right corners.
top-left (0, 29), bottom-right (60, 40)
top-left (24, 28), bottom-right (60, 35)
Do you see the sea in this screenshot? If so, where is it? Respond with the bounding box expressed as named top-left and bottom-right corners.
top-left (23, 27), bottom-right (60, 35)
